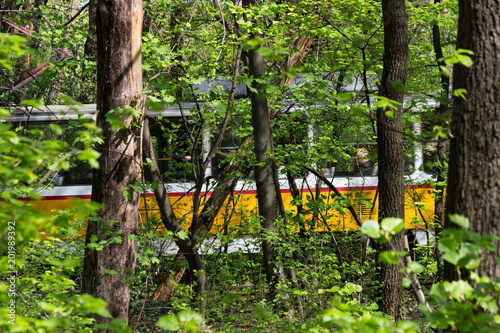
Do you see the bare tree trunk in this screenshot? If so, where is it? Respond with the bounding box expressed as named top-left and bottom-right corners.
top-left (82, 0), bottom-right (143, 324)
top-left (84, 0), bottom-right (97, 59)
top-left (141, 118), bottom-right (207, 311)
top-left (376, 0), bottom-right (409, 320)
top-left (248, 34), bottom-right (279, 301)
top-left (150, 44), bottom-right (246, 303)
top-left (444, 0), bottom-right (500, 287)
top-left (150, 153), bottom-right (243, 302)
top-left (431, 0), bottom-right (450, 281)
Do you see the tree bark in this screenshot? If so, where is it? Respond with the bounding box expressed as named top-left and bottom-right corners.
top-left (431, 0), bottom-right (450, 281)
top-left (84, 0), bottom-right (97, 59)
top-left (376, 0), bottom-right (409, 320)
top-left (82, 0), bottom-right (143, 324)
top-left (444, 0), bottom-right (500, 284)
top-left (150, 44), bottom-right (245, 303)
top-left (141, 118), bottom-right (206, 311)
top-left (248, 34), bottom-right (279, 300)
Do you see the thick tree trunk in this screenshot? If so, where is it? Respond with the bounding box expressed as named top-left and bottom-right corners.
top-left (376, 0), bottom-right (409, 320)
top-left (82, 0), bottom-right (143, 324)
top-left (444, 0), bottom-right (500, 283)
top-left (248, 34), bottom-right (279, 300)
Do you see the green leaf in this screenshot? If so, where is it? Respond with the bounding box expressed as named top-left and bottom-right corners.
top-left (176, 230), bottom-right (188, 240)
top-left (78, 148), bottom-right (101, 168)
top-left (73, 294), bottom-right (112, 317)
top-left (385, 110), bottom-right (395, 118)
top-left (363, 20), bottom-right (377, 31)
top-left (243, 37), bottom-right (263, 51)
top-left (457, 48), bottom-right (474, 55)
top-left (339, 283), bottom-right (362, 296)
top-left (256, 46), bottom-right (272, 57)
top-left (391, 80), bottom-right (406, 92)
top-left (448, 214), bottom-right (470, 229)
top-left (338, 92), bottom-right (355, 102)
top-left (360, 220), bottom-right (380, 239)
top-left (379, 251), bottom-right (400, 264)
top-left (0, 108), bottom-right (10, 117)
top-left (178, 309), bottom-right (203, 331)
top-left (156, 315), bottom-right (180, 331)
top-left (380, 217), bottom-right (404, 235)
top-left (146, 101), bottom-right (164, 111)
top-left (19, 99), bottom-right (44, 108)
top-left (456, 53), bottom-right (473, 67)
top-left (224, 293), bottom-right (242, 302)
top-left (453, 88), bottom-right (467, 99)
top-left (104, 269), bottom-right (119, 275)
top-left (49, 124), bottom-right (63, 135)
top-left (407, 261), bottom-right (424, 274)
top-left (97, 319), bottom-right (131, 333)
top-left (349, 105), bottom-right (367, 117)
top-left (352, 36), bottom-right (364, 48)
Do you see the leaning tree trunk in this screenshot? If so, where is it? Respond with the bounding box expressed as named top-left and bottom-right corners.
top-left (444, 0), bottom-right (500, 285)
top-left (82, 0), bottom-right (143, 324)
top-left (376, 0), bottom-right (409, 320)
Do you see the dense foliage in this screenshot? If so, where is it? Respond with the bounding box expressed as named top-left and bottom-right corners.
top-left (1, 0), bottom-right (499, 332)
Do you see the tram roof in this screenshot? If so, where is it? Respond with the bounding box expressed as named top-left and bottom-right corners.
top-left (3, 102), bottom-right (201, 124)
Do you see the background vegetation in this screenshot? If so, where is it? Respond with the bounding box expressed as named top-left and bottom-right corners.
top-left (1, 0), bottom-right (499, 332)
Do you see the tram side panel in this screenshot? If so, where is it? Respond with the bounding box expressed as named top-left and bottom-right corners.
top-left (30, 183), bottom-right (436, 237)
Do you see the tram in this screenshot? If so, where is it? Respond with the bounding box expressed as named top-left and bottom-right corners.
top-left (4, 100), bottom-right (438, 243)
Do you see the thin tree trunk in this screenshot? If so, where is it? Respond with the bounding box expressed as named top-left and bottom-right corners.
top-left (376, 0), bottom-right (409, 320)
top-left (431, 0), bottom-right (449, 281)
top-left (151, 45), bottom-right (246, 302)
top-left (82, 0), bottom-right (143, 323)
top-left (142, 115), bottom-right (206, 311)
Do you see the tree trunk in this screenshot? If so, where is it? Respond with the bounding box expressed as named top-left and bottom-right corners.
top-left (84, 0), bottom-right (97, 59)
top-left (82, 0), bottom-right (143, 324)
top-left (376, 0), bottom-right (409, 320)
top-left (150, 44), bottom-right (245, 303)
top-left (248, 34), bottom-right (279, 301)
top-left (141, 117), bottom-right (207, 311)
top-left (431, 2), bottom-right (450, 280)
top-left (444, 0), bottom-right (500, 284)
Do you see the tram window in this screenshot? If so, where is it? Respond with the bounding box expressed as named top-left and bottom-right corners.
top-left (17, 121), bottom-right (95, 185)
top-left (149, 119), bottom-right (196, 183)
top-left (211, 130), bottom-right (246, 179)
top-left (328, 145), bottom-right (378, 177)
top-left (211, 116), bottom-right (254, 179)
top-left (273, 113), bottom-right (310, 178)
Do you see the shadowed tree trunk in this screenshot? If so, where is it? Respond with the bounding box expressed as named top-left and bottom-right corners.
top-left (376, 0), bottom-right (409, 320)
top-left (248, 33), bottom-right (279, 301)
top-left (82, 0), bottom-right (143, 324)
top-left (431, 0), bottom-right (450, 280)
top-left (444, 0), bottom-right (500, 285)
